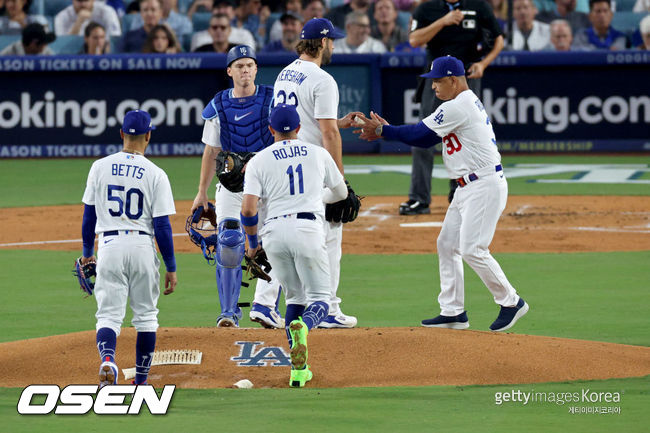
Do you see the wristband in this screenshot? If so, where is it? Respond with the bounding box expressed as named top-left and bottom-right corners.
top-left (247, 234), bottom-right (258, 249)
top-left (240, 212), bottom-right (258, 227)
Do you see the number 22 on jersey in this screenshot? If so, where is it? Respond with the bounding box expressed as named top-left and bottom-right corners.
top-left (286, 164), bottom-right (304, 195)
top-left (443, 133), bottom-right (462, 155)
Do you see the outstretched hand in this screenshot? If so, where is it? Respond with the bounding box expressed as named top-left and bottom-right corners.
top-left (352, 111), bottom-right (389, 141)
top-left (338, 111), bottom-right (366, 129)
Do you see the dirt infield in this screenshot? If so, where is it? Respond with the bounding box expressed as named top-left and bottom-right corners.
top-left (1, 195), bottom-right (649, 388)
top-left (1, 328), bottom-right (649, 389)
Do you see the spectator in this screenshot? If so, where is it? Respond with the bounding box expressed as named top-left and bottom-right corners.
top-left (326, 0), bottom-right (374, 30)
top-left (128, 0), bottom-right (193, 37)
top-left (400, 0), bottom-right (504, 215)
top-left (511, 0), bottom-right (550, 51)
top-left (572, 0), bottom-right (627, 50)
top-left (544, 18), bottom-right (573, 50)
top-left (637, 14), bottom-right (650, 49)
top-left (536, 0), bottom-right (590, 32)
top-left (106, 0), bottom-right (126, 17)
top-left (82, 21), bottom-right (110, 54)
top-left (269, 0), bottom-right (302, 42)
top-left (143, 23), bottom-right (182, 52)
top-left (188, 0), bottom-right (214, 16)
top-left (302, 0), bottom-right (325, 21)
top-left (633, 0), bottom-right (650, 12)
top-left (233, 0), bottom-right (268, 47)
top-left (489, 0), bottom-right (508, 26)
top-left (191, 0), bottom-right (256, 50)
top-left (371, 0), bottom-right (408, 52)
top-left (0, 0), bottom-right (48, 35)
top-left (122, 0), bottom-right (165, 52)
top-left (1, 22), bottom-right (54, 55)
top-left (194, 12), bottom-right (236, 51)
top-left (334, 11), bottom-right (386, 53)
top-left (263, 10), bottom-right (302, 51)
top-left (54, 0), bottom-right (122, 37)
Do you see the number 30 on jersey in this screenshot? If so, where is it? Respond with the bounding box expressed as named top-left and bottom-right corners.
top-left (443, 133), bottom-right (462, 155)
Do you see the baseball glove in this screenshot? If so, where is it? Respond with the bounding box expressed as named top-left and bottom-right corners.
top-left (325, 180), bottom-right (362, 223)
top-left (244, 248), bottom-right (272, 282)
top-left (73, 256), bottom-right (96, 296)
top-left (215, 151), bottom-right (254, 193)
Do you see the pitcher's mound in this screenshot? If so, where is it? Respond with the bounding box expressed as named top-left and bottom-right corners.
top-left (1, 327), bottom-right (649, 388)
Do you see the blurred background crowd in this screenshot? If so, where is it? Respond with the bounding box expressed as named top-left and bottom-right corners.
top-left (0, 0), bottom-right (648, 56)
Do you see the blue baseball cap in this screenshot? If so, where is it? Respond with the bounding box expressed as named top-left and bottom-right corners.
top-left (226, 45), bottom-right (256, 67)
top-left (421, 55), bottom-right (466, 79)
top-left (300, 18), bottom-right (345, 40)
top-left (270, 104), bottom-right (300, 132)
top-left (122, 110), bottom-right (155, 135)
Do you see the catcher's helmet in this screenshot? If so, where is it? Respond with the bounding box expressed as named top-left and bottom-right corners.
top-left (185, 203), bottom-right (218, 264)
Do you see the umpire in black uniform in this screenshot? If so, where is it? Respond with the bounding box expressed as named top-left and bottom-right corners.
top-left (399, 0), bottom-right (504, 215)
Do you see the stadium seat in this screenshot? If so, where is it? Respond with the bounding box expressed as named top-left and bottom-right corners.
top-left (49, 35), bottom-right (85, 54)
top-left (329, 0), bottom-right (346, 8)
top-left (110, 35), bottom-right (123, 53)
top-left (397, 11), bottom-right (411, 32)
top-left (615, 0), bottom-right (638, 11)
top-left (0, 35), bottom-right (20, 52)
top-left (122, 13), bottom-right (140, 32)
top-left (181, 33), bottom-right (193, 52)
top-left (178, 0), bottom-right (195, 14)
top-left (192, 12), bottom-right (212, 32)
top-left (44, 0), bottom-right (72, 17)
top-left (29, 0), bottom-right (44, 15)
top-left (533, 0), bottom-right (556, 11)
top-left (611, 11), bottom-right (646, 33)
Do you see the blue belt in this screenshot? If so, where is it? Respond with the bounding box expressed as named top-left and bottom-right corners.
top-left (269, 212), bottom-right (316, 221)
top-left (104, 230), bottom-right (149, 236)
top-left (456, 164), bottom-right (502, 187)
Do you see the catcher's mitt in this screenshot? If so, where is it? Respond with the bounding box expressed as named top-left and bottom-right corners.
top-left (325, 180), bottom-right (362, 223)
top-left (216, 151), bottom-right (254, 193)
top-left (73, 256), bottom-right (96, 296)
top-left (244, 248), bottom-right (272, 282)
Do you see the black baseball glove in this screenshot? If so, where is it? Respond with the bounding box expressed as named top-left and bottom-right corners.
top-left (325, 180), bottom-right (362, 223)
top-left (244, 248), bottom-right (272, 282)
top-left (215, 151), bottom-right (254, 193)
top-left (73, 256), bottom-right (96, 296)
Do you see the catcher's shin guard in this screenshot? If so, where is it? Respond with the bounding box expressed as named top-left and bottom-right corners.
top-left (216, 219), bottom-right (245, 316)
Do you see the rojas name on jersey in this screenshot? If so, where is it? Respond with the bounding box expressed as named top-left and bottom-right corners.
top-left (271, 145), bottom-right (308, 160)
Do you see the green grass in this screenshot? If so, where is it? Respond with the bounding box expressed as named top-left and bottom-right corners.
top-left (2, 377), bottom-right (648, 432)
top-left (2, 250), bottom-right (648, 346)
top-left (1, 155), bottom-right (648, 207)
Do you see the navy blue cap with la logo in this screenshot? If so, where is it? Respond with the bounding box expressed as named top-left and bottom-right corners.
top-left (420, 55), bottom-right (466, 79)
top-left (270, 104), bottom-right (300, 132)
top-left (300, 18), bottom-right (345, 40)
top-left (122, 110), bottom-right (155, 135)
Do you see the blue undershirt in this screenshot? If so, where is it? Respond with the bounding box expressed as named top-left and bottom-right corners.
top-left (382, 122), bottom-right (438, 148)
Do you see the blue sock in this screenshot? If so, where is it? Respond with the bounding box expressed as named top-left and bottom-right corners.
top-left (96, 328), bottom-right (116, 364)
top-left (135, 332), bottom-right (156, 385)
top-left (302, 301), bottom-right (329, 330)
top-left (284, 304), bottom-right (305, 347)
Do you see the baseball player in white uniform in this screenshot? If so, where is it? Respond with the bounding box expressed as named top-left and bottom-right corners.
top-left (272, 18), bottom-right (363, 328)
top-left (81, 110), bottom-right (177, 387)
top-left (241, 104), bottom-right (348, 387)
top-left (192, 45), bottom-right (283, 329)
top-left (356, 56), bottom-right (529, 332)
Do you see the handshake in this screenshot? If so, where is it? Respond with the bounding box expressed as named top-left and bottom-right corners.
top-left (340, 111), bottom-right (390, 141)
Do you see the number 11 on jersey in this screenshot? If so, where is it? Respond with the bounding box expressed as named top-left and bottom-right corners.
top-left (286, 164), bottom-right (304, 195)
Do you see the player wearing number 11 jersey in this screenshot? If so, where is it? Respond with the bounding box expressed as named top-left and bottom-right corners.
top-left (356, 56), bottom-right (529, 333)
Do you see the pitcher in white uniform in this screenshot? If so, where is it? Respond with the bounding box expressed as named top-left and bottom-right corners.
top-left (273, 18), bottom-right (363, 328)
top-left (241, 104), bottom-right (348, 387)
top-left (356, 56), bottom-right (529, 332)
top-left (81, 110), bottom-right (177, 387)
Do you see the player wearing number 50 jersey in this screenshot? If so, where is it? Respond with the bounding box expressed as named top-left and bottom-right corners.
top-left (273, 18), bottom-right (363, 329)
top-left (357, 56), bottom-right (529, 333)
top-left (81, 110), bottom-right (177, 387)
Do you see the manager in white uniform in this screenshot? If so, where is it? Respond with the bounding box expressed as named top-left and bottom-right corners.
top-left (356, 56), bottom-right (529, 332)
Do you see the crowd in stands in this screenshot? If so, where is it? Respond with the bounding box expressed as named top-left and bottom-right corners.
top-left (0, 0), bottom-right (648, 55)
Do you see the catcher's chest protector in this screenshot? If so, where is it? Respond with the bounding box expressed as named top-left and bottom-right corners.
top-left (211, 85), bottom-right (274, 153)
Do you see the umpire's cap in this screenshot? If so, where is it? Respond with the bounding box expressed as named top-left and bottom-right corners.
top-left (270, 104), bottom-right (300, 132)
top-left (421, 55), bottom-right (465, 79)
top-left (226, 45), bottom-right (257, 67)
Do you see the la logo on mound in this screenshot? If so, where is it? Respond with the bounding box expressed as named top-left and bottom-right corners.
top-left (17, 384), bottom-right (176, 415)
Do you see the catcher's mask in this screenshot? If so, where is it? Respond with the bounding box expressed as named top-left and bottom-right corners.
top-left (185, 203), bottom-right (218, 265)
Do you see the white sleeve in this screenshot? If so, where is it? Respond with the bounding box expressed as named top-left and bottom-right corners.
top-left (322, 148), bottom-right (344, 189)
top-left (422, 100), bottom-right (467, 137)
top-left (54, 10), bottom-right (70, 35)
top-left (202, 117), bottom-right (221, 148)
top-left (313, 75), bottom-right (339, 120)
top-left (103, 6), bottom-right (122, 36)
top-left (243, 157), bottom-right (263, 198)
top-left (81, 162), bottom-right (97, 205)
top-left (152, 171), bottom-right (176, 217)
